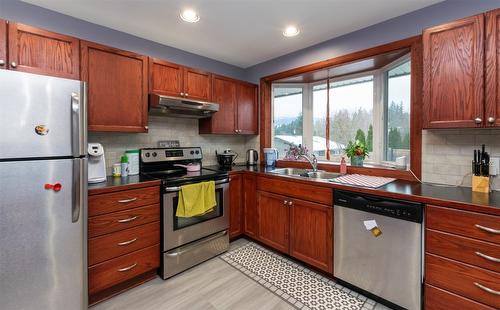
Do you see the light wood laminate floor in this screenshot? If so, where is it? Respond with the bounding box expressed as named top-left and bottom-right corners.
top-left (92, 239), bottom-right (295, 310)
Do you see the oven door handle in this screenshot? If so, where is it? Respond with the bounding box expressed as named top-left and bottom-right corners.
top-left (164, 178), bottom-right (229, 192)
top-left (165, 231), bottom-right (228, 257)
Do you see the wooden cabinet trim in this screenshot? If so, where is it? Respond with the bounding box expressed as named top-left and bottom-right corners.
top-left (422, 14), bottom-right (485, 128)
top-left (8, 22), bottom-right (80, 79)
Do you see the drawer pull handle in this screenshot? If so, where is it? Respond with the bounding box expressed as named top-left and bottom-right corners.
top-left (475, 224), bottom-right (500, 234)
top-left (475, 251), bottom-right (500, 263)
top-left (117, 238), bottom-right (138, 246)
top-left (117, 263), bottom-right (137, 272)
top-left (117, 197), bottom-right (137, 203)
top-left (474, 282), bottom-right (500, 295)
top-left (117, 216), bottom-right (138, 223)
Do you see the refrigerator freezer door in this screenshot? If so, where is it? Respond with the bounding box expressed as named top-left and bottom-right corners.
top-left (0, 70), bottom-right (86, 159)
top-left (0, 159), bottom-right (86, 310)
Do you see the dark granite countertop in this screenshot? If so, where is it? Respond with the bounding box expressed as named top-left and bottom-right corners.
top-left (88, 175), bottom-right (161, 195)
top-left (215, 164), bottom-right (500, 215)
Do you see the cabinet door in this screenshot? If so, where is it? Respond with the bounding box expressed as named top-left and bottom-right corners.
top-left (486, 9), bottom-right (500, 127)
top-left (8, 22), bottom-right (80, 79)
top-left (237, 82), bottom-right (258, 134)
top-left (257, 191), bottom-right (289, 254)
top-left (199, 75), bottom-right (237, 134)
top-left (81, 41), bottom-right (148, 132)
top-left (423, 14), bottom-right (484, 128)
top-left (0, 19), bottom-right (6, 70)
top-left (184, 67), bottom-right (211, 101)
top-left (243, 174), bottom-right (258, 239)
top-left (229, 173), bottom-right (243, 238)
top-left (149, 57), bottom-right (183, 97)
top-left (290, 199), bottom-right (333, 273)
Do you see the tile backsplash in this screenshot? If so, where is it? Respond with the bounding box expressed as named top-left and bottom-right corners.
top-left (89, 116), bottom-right (256, 175)
top-left (422, 129), bottom-right (500, 190)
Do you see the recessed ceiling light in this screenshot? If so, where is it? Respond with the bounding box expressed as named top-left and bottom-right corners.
top-left (283, 25), bottom-right (300, 37)
top-left (180, 9), bottom-right (200, 23)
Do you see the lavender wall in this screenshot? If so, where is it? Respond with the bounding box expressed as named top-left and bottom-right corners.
top-left (0, 0), bottom-right (247, 81)
top-left (245, 0), bottom-right (500, 83)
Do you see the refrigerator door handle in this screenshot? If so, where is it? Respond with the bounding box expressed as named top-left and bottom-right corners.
top-left (72, 158), bottom-right (87, 223)
top-left (71, 83), bottom-right (87, 157)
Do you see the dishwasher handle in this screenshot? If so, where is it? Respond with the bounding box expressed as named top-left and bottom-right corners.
top-left (333, 190), bottom-right (423, 223)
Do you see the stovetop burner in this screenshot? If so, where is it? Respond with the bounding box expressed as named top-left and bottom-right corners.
top-left (139, 147), bottom-right (228, 187)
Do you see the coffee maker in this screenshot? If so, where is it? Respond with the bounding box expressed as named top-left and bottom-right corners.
top-left (88, 143), bottom-right (107, 183)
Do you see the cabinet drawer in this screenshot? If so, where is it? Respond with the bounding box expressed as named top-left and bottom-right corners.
top-left (425, 284), bottom-right (494, 310)
top-left (89, 186), bottom-right (159, 216)
top-left (257, 176), bottom-right (332, 205)
top-left (425, 254), bottom-right (500, 308)
top-left (88, 244), bottom-right (159, 295)
top-left (427, 205), bottom-right (500, 244)
top-left (89, 204), bottom-right (160, 238)
top-left (426, 229), bottom-right (500, 272)
top-left (89, 221), bottom-right (160, 266)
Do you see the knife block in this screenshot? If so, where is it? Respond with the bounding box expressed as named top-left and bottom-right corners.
top-left (472, 175), bottom-right (490, 193)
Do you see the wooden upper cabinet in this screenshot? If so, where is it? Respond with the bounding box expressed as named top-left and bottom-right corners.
top-left (289, 199), bottom-right (332, 273)
top-left (237, 82), bottom-right (258, 134)
top-left (229, 173), bottom-right (243, 239)
top-left (8, 22), bottom-right (80, 79)
top-left (423, 14), bottom-right (484, 128)
top-left (184, 67), bottom-right (211, 101)
top-left (149, 58), bottom-right (183, 97)
top-left (486, 9), bottom-right (500, 127)
top-left (81, 41), bottom-right (148, 132)
top-left (199, 75), bottom-right (258, 135)
top-left (200, 75), bottom-right (237, 134)
top-left (0, 19), bottom-right (6, 70)
top-left (257, 191), bottom-right (290, 254)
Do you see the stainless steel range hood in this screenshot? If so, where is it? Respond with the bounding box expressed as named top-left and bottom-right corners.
top-left (149, 94), bottom-right (219, 119)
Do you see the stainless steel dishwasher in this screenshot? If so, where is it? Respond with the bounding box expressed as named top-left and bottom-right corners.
top-left (333, 190), bottom-right (423, 310)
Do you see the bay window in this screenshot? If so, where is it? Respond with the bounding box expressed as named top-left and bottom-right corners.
top-left (272, 53), bottom-right (411, 168)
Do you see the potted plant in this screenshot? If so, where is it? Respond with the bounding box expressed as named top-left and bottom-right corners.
top-left (345, 140), bottom-right (369, 167)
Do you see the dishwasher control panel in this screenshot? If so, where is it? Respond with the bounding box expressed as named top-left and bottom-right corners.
top-left (334, 190), bottom-right (423, 223)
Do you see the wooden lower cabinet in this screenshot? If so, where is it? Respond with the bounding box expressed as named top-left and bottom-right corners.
top-left (290, 199), bottom-right (333, 273)
top-left (88, 185), bottom-right (160, 305)
top-left (425, 284), bottom-right (495, 310)
top-left (256, 189), bottom-right (333, 273)
top-left (243, 174), bottom-right (258, 238)
top-left (257, 191), bottom-right (290, 253)
top-left (229, 173), bottom-right (243, 238)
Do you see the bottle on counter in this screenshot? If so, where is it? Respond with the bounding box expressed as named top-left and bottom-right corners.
top-left (340, 157), bottom-right (347, 175)
top-left (112, 163), bottom-right (121, 177)
top-left (126, 149), bottom-right (139, 175)
top-left (120, 155), bottom-right (129, 177)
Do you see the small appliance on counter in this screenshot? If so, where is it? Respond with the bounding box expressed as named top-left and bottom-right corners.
top-left (216, 149), bottom-right (238, 169)
top-left (88, 143), bottom-right (106, 183)
top-left (246, 149), bottom-right (259, 166)
top-left (263, 148), bottom-right (278, 167)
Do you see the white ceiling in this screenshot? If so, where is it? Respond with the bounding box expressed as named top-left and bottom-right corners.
top-left (22, 0), bottom-right (443, 68)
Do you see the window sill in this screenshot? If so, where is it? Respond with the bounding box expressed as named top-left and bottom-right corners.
top-left (276, 159), bottom-right (418, 182)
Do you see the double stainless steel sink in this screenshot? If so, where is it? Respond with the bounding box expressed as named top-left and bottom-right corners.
top-left (269, 168), bottom-right (341, 180)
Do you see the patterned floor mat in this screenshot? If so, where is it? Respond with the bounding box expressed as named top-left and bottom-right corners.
top-left (221, 242), bottom-right (378, 310)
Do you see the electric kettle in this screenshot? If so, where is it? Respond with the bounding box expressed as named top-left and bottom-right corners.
top-left (246, 149), bottom-right (258, 166)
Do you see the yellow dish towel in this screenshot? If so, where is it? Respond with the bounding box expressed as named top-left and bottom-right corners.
top-left (176, 181), bottom-right (217, 218)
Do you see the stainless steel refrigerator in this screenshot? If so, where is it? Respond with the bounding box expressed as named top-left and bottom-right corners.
top-left (0, 70), bottom-right (88, 310)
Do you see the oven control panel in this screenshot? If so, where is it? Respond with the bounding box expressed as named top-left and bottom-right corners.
top-left (140, 147), bottom-right (202, 163)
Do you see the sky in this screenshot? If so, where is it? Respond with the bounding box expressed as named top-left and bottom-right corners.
top-left (273, 74), bottom-right (411, 120)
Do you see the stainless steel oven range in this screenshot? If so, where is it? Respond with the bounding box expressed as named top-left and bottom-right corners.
top-left (140, 147), bottom-right (229, 279)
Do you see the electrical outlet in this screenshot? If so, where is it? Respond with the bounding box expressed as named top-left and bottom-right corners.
top-left (490, 156), bottom-right (500, 176)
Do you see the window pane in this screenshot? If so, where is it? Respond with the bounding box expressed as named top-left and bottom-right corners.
top-left (272, 87), bottom-right (303, 159)
top-left (313, 84), bottom-right (327, 158)
top-left (329, 76), bottom-right (374, 162)
top-left (385, 60), bottom-right (411, 165)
